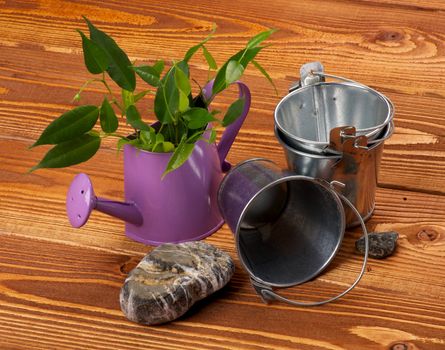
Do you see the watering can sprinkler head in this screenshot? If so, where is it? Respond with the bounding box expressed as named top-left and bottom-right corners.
top-left (66, 173), bottom-right (143, 228)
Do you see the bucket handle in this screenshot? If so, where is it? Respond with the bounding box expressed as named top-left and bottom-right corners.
top-left (251, 181), bottom-right (369, 307)
top-left (202, 81), bottom-right (252, 172)
top-left (311, 71), bottom-right (395, 119)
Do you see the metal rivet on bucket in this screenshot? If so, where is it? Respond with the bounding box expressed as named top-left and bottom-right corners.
top-left (218, 159), bottom-right (369, 306)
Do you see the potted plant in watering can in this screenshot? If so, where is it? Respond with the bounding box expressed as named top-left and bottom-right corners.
top-left (30, 17), bottom-right (276, 245)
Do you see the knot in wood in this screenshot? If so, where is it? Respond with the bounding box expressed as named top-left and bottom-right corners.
top-left (416, 229), bottom-right (438, 242)
top-left (390, 343), bottom-right (408, 350)
top-left (376, 30), bottom-right (404, 42)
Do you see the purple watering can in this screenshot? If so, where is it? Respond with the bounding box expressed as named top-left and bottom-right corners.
top-left (66, 82), bottom-right (251, 245)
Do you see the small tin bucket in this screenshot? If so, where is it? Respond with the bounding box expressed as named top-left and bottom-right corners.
top-left (218, 159), bottom-right (369, 306)
top-left (275, 62), bottom-right (394, 155)
top-left (276, 121), bottom-right (394, 227)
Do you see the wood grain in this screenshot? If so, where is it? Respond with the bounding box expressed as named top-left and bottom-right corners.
top-left (1, 0), bottom-right (445, 349)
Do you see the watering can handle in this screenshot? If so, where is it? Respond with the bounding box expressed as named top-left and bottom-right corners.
top-left (202, 81), bottom-right (252, 172)
top-left (252, 189), bottom-right (369, 307)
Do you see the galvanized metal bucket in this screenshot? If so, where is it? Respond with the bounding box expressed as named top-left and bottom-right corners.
top-left (275, 62), bottom-right (394, 155)
top-left (276, 121), bottom-right (394, 227)
top-left (218, 159), bottom-right (369, 306)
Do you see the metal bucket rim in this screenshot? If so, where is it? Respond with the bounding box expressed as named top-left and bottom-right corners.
top-left (234, 172), bottom-right (346, 288)
top-left (275, 121), bottom-right (393, 158)
top-left (274, 82), bottom-right (394, 147)
top-left (217, 158), bottom-right (275, 212)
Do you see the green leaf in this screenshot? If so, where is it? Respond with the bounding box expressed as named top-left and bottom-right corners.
top-left (153, 60), bottom-right (165, 75)
top-left (183, 108), bottom-right (216, 129)
top-left (154, 67), bottom-right (178, 123)
top-left (212, 47), bottom-right (263, 95)
top-left (77, 30), bottom-right (108, 74)
top-left (30, 134), bottom-right (101, 171)
top-left (83, 16), bottom-right (136, 91)
top-left (239, 46), bottom-right (263, 68)
top-left (139, 130), bottom-right (150, 144)
top-left (100, 97), bottom-right (118, 133)
top-left (212, 49), bottom-right (243, 95)
top-left (161, 141), bottom-right (174, 152)
top-left (175, 64), bottom-right (191, 112)
top-left (175, 66), bottom-right (191, 96)
top-left (246, 29), bottom-right (276, 50)
top-left (252, 59), bottom-right (277, 94)
top-left (152, 133), bottom-right (166, 152)
top-left (117, 138), bottom-right (139, 152)
top-left (139, 128), bottom-right (156, 147)
top-left (176, 60), bottom-right (190, 77)
top-left (132, 65), bottom-right (160, 87)
top-left (178, 91), bottom-right (189, 112)
top-left (225, 60), bottom-right (244, 85)
top-left (134, 90), bottom-right (150, 103)
top-left (32, 105), bottom-right (99, 147)
top-left (202, 45), bottom-right (217, 70)
top-left (117, 138), bottom-right (128, 152)
top-left (207, 128), bottom-right (217, 144)
top-left (222, 97), bottom-right (245, 126)
top-left (184, 44), bottom-right (202, 63)
top-left (121, 89), bottom-right (135, 110)
top-left (126, 105), bottom-right (150, 131)
top-left (72, 93), bottom-right (81, 102)
top-left (183, 24), bottom-right (216, 62)
top-left (187, 131), bottom-right (205, 144)
top-left (163, 136), bottom-right (195, 178)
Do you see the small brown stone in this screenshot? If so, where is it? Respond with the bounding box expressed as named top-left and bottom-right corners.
top-left (355, 231), bottom-right (398, 259)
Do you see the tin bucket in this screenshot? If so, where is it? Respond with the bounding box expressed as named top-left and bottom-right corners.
top-left (275, 63), bottom-right (394, 155)
top-left (218, 159), bottom-right (369, 306)
top-left (276, 121), bottom-right (394, 227)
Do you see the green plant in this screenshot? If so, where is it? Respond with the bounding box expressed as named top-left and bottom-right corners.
top-left (30, 17), bottom-right (276, 176)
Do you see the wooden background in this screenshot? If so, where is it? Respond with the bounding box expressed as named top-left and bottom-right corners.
top-left (1, 0), bottom-right (444, 349)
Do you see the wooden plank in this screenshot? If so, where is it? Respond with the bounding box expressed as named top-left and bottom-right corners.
top-left (1, 135), bottom-right (445, 254)
top-left (0, 233), bottom-right (443, 350)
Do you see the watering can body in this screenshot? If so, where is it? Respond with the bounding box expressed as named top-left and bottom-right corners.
top-left (122, 139), bottom-right (224, 245)
top-left (66, 81), bottom-right (251, 245)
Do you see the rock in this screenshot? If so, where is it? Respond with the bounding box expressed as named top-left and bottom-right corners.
top-left (119, 241), bottom-right (235, 325)
top-left (355, 231), bottom-right (399, 259)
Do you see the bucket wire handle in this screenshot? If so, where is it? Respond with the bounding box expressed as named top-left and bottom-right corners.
top-left (311, 71), bottom-right (367, 87)
top-left (254, 182), bottom-right (369, 307)
top-left (311, 71), bottom-right (395, 117)
top-left (310, 71), bottom-right (394, 140)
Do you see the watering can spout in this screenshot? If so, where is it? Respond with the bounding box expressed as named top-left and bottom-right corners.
top-left (66, 173), bottom-right (143, 228)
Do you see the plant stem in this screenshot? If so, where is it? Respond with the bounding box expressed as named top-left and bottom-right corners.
top-left (101, 73), bottom-right (124, 112)
top-left (167, 124), bottom-right (174, 144)
top-left (239, 48), bottom-right (248, 63)
top-left (175, 125), bottom-right (179, 145)
top-left (74, 78), bottom-right (103, 100)
top-left (108, 132), bottom-right (129, 140)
